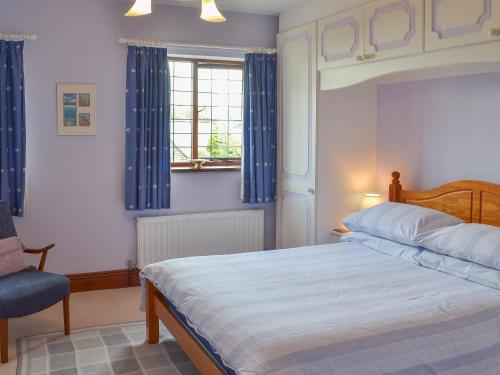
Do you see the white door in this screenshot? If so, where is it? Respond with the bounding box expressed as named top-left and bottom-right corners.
top-left (425, 0), bottom-right (500, 51)
top-left (318, 7), bottom-right (364, 69)
top-left (364, 0), bottom-right (424, 62)
top-left (276, 23), bottom-right (317, 249)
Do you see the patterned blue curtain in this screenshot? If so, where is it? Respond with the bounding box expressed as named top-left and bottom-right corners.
top-left (243, 53), bottom-right (277, 204)
top-left (125, 46), bottom-right (171, 210)
top-left (0, 41), bottom-right (26, 217)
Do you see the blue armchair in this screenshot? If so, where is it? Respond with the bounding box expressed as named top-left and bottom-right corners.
top-left (0, 202), bottom-right (70, 363)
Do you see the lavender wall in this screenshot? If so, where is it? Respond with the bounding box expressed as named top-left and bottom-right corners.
top-left (0, 0), bottom-right (278, 274)
top-left (317, 84), bottom-right (377, 244)
top-left (377, 72), bottom-right (500, 193)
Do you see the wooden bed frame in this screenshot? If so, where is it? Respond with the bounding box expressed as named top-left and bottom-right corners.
top-left (146, 171), bottom-right (500, 375)
top-left (389, 171), bottom-right (500, 226)
top-left (146, 282), bottom-right (226, 375)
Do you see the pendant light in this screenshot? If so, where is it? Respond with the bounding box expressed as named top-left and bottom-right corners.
top-left (125, 0), bottom-right (152, 17)
top-left (200, 0), bottom-right (227, 22)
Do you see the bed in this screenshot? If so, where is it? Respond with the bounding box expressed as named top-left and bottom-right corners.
top-left (142, 171), bottom-right (500, 375)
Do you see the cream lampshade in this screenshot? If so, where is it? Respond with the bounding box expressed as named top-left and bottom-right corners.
top-left (125, 0), bottom-right (152, 16)
top-left (360, 193), bottom-right (384, 210)
top-left (201, 0), bottom-right (227, 22)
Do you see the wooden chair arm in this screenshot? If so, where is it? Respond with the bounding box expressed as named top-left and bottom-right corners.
top-left (23, 244), bottom-right (55, 271)
top-left (23, 244), bottom-right (55, 254)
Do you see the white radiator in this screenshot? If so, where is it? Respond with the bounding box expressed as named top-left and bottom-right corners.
top-left (137, 210), bottom-right (265, 268)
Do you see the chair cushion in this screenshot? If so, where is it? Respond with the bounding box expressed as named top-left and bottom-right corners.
top-left (0, 270), bottom-right (70, 318)
top-left (0, 236), bottom-right (25, 277)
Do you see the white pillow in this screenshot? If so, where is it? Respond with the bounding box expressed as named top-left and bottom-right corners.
top-left (342, 231), bottom-right (423, 265)
top-left (417, 249), bottom-right (500, 290)
top-left (418, 223), bottom-right (500, 270)
top-left (343, 202), bottom-right (463, 246)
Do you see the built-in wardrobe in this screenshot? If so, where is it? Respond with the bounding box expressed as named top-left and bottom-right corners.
top-left (276, 0), bottom-right (500, 248)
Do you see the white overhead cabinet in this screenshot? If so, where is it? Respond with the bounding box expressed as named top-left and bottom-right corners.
top-left (364, 0), bottom-right (424, 61)
top-left (318, 8), bottom-right (364, 69)
top-left (315, 0), bottom-right (500, 89)
top-left (318, 0), bottom-right (423, 69)
top-left (425, 0), bottom-right (500, 51)
top-left (276, 23), bottom-right (317, 249)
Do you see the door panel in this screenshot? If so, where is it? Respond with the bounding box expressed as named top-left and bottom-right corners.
top-left (318, 7), bottom-right (364, 69)
top-left (364, 0), bottom-right (424, 61)
top-left (280, 193), bottom-right (311, 248)
top-left (277, 23), bottom-right (317, 249)
top-left (426, 0), bottom-right (500, 51)
top-left (282, 38), bottom-right (310, 176)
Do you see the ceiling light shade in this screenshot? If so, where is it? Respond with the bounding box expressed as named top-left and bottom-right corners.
top-left (125, 0), bottom-right (152, 16)
top-left (201, 0), bottom-right (226, 22)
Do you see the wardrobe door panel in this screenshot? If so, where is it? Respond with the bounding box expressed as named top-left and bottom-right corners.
top-left (277, 23), bottom-right (317, 249)
top-left (426, 0), bottom-right (500, 51)
top-left (364, 0), bottom-right (424, 61)
top-left (318, 7), bottom-right (364, 69)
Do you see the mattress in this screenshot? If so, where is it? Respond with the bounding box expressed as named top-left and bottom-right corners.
top-left (141, 242), bottom-right (500, 375)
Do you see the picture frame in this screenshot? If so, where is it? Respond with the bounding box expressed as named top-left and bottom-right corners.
top-left (57, 84), bottom-right (96, 135)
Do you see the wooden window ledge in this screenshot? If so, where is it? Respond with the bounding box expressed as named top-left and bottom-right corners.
top-left (172, 166), bottom-right (241, 173)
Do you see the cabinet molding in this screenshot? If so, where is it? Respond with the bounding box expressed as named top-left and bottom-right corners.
top-left (425, 0), bottom-right (500, 51)
top-left (322, 17), bottom-right (361, 61)
top-left (364, 0), bottom-right (424, 61)
top-left (431, 0), bottom-right (492, 39)
top-left (370, 0), bottom-right (417, 51)
top-left (318, 7), bottom-right (365, 69)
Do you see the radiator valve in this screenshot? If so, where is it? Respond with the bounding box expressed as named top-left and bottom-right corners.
top-left (128, 260), bottom-right (139, 271)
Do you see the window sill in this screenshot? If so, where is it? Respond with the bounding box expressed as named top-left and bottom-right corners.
top-left (172, 166), bottom-right (241, 173)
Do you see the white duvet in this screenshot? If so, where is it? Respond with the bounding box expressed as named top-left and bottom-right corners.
top-left (141, 242), bottom-right (500, 375)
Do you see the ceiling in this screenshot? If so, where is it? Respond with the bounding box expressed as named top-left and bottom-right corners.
top-left (151, 0), bottom-right (306, 15)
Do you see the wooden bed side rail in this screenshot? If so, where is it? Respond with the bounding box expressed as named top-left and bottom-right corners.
top-left (146, 281), bottom-right (226, 375)
top-left (389, 171), bottom-right (500, 226)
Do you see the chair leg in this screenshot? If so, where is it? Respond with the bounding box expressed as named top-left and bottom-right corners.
top-left (63, 295), bottom-right (70, 336)
top-left (1, 318), bottom-right (8, 364)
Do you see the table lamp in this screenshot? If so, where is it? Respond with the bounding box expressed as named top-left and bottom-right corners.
top-left (361, 193), bottom-right (384, 210)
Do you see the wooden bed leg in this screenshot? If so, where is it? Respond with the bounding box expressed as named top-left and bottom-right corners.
top-left (1, 318), bottom-right (8, 364)
top-left (63, 294), bottom-right (71, 336)
top-left (146, 281), bottom-right (160, 344)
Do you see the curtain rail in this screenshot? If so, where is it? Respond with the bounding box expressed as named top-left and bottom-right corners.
top-left (118, 38), bottom-right (276, 54)
top-left (0, 33), bottom-right (37, 42)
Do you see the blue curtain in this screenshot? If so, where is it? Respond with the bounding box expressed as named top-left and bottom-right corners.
top-left (0, 41), bottom-right (26, 217)
top-left (125, 46), bottom-right (171, 210)
top-left (243, 53), bottom-right (277, 204)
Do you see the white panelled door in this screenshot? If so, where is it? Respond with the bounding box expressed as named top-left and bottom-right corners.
top-left (276, 23), bottom-right (317, 249)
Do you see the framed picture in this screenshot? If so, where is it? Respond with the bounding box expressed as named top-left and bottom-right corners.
top-left (57, 84), bottom-right (96, 135)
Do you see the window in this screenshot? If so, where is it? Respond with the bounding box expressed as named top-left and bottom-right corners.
top-left (169, 58), bottom-right (244, 169)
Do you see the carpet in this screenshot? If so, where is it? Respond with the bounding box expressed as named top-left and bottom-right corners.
top-left (16, 321), bottom-right (200, 375)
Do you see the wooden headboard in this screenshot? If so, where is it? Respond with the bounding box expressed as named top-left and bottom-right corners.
top-left (389, 171), bottom-right (500, 227)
